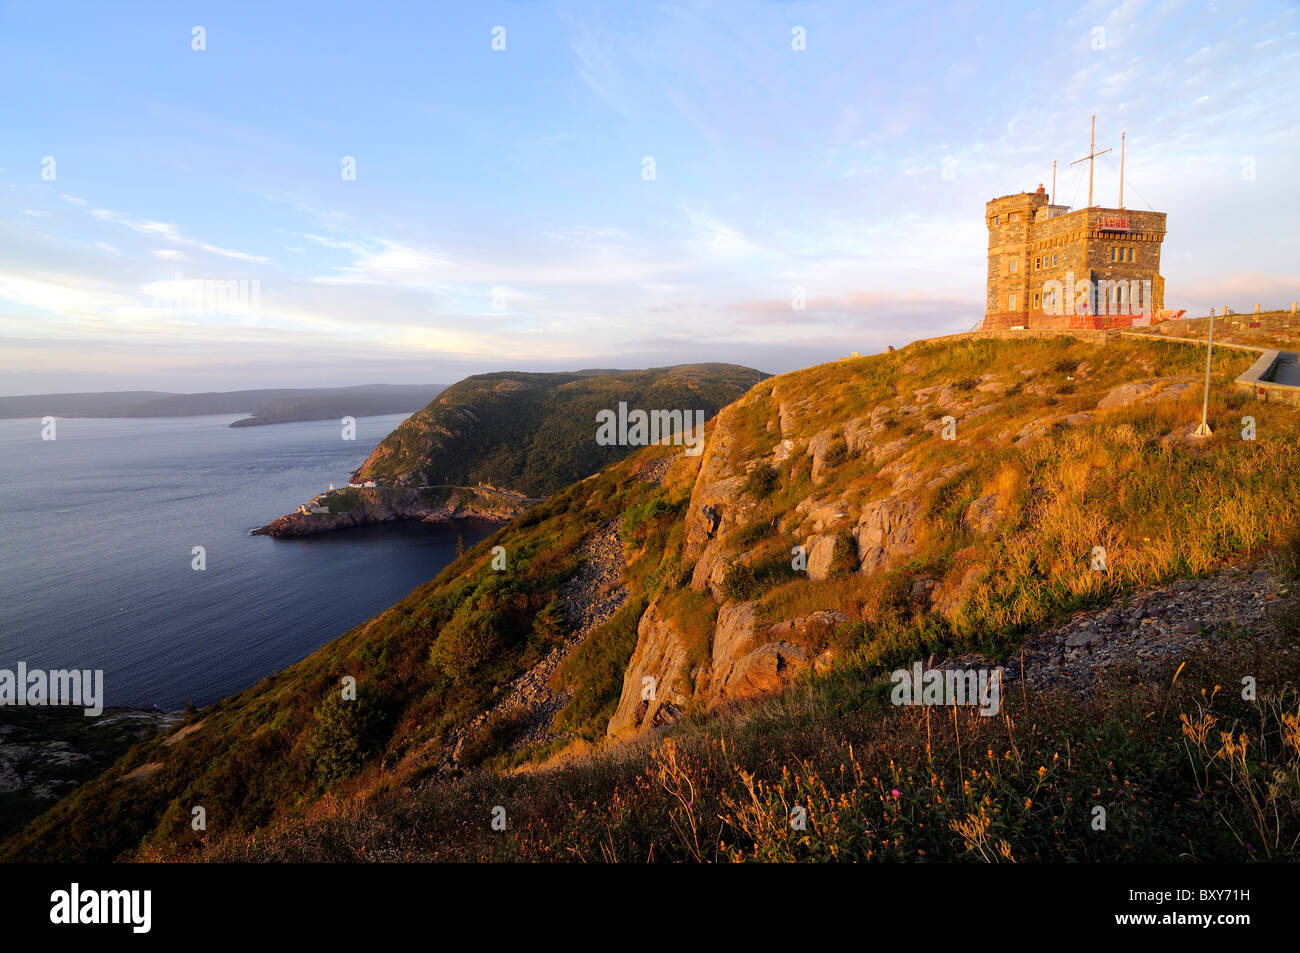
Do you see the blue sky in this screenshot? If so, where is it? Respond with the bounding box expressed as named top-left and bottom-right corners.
top-left (1, 0), bottom-right (1297, 392)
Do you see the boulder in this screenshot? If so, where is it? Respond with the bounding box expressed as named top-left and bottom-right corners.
top-left (854, 495), bottom-right (920, 574)
top-left (910, 576), bottom-right (937, 607)
top-left (932, 564), bottom-right (986, 617)
top-left (963, 494), bottom-right (1001, 535)
top-left (844, 417), bottom-right (873, 454)
top-left (1096, 376), bottom-right (1198, 411)
top-left (714, 641), bottom-right (810, 704)
top-left (607, 596), bottom-right (691, 738)
top-left (804, 534), bottom-right (839, 581)
top-left (708, 600), bottom-right (759, 697)
top-left (808, 429), bottom-right (835, 482)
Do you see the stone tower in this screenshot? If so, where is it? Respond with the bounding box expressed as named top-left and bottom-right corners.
top-left (985, 185), bottom-right (1166, 330)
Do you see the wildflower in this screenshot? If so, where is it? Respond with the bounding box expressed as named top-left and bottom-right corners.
top-left (891, 789), bottom-right (901, 798)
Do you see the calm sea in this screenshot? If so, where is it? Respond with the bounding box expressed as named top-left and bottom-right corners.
top-left (0, 413), bottom-right (493, 710)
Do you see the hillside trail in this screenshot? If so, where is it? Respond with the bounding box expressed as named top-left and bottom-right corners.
top-left (444, 517), bottom-right (629, 766)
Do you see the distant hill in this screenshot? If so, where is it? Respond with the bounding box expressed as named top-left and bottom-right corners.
top-left (353, 364), bottom-right (769, 496)
top-left (0, 384), bottom-right (445, 425)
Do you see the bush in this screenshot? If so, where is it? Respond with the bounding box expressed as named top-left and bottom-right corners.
top-left (823, 436), bottom-right (849, 468)
top-left (430, 609), bottom-right (505, 680)
top-left (305, 691), bottom-right (387, 788)
top-left (743, 463), bottom-right (780, 499)
top-left (828, 532), bottom-right (859, 579)
top-left (733, 518), bottom-right (774, 547)
top-left (721, 562), bottom-right (760, 601)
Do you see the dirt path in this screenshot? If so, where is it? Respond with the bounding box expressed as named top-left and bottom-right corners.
top-left (449, 519), bottom-right (628, 763)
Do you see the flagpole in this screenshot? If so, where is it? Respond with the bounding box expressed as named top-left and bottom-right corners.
top-left (1194, 311), bottom-right (1215, 437)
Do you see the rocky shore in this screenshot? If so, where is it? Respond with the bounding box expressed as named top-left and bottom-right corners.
top-left (252, 483), bottom-right (540, 538)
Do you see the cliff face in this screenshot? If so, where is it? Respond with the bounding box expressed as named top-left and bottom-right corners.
top-left (253, 485), bottom-right (536, 537)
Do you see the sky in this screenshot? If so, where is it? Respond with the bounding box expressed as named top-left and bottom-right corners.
top-left (1, 0), bottom-right (1297, 393)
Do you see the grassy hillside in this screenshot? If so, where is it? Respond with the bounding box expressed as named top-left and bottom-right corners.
top-left (6, 333), bottom-right (1299, 863)
top-left (353, 364), bottom-right (766, 496)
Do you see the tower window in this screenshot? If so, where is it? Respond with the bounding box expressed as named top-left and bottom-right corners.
top-left (1009, 259), bottom-right (1018, 273)
top-left (1008, 293), bottom-right (1017, 310)
top-left (992, 215), bottom-right (1000, 226)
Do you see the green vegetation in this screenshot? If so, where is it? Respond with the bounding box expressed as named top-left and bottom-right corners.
top-left (556, 596), bottom-right (650, 740)
top-left (0, 709), bottom-right (172, 842)
top-left (742, 462), bottom-right (780, 498)
top-left (326, 489), bottom-right (363, 513)
top-left (356, 364), bottom-right (767, 496)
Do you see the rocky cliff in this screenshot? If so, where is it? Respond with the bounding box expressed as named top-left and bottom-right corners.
top-left (253, 484), bottom-right (537, 537)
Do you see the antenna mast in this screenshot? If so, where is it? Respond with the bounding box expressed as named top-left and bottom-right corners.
top-left (1070, 114), bottom-right (1112, 208)
top-left (1119, 131), bottom-right (1126, 209)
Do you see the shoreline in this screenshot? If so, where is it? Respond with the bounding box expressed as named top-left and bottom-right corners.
top-left (252, 483), bottom-right (541, 538)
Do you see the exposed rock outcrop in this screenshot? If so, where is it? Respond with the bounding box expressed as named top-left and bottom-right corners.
top-left (1096, 376), bottom-right (1198, 411)
top-left (854, 495), bottom-right (921, 574)
top-left (253, 484), bottom-right (537, 537)
top-left (607, 595), bottom-right (691, 738)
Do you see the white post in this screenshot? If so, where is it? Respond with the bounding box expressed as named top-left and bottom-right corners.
top-left (1195, 311), bottom-right (1215, 437)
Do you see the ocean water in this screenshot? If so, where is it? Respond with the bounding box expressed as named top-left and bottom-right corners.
top-left (0, 413), bottom-right (494, 710)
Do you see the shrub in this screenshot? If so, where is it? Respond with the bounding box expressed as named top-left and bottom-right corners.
top-left (828, 532), bottom-right (859, 579)
top-left (305, 692), bottom-right (387, 788)
top-left (743, 463), bottom-right (780, 499)
top-left (721, 562), bottom-right (760, 601)
top-left (430, 609), bottom-right (505, 680)
top-left (733, 518), bottom-right (774, 547)
top-left (823, 435), bottom-right (849, 468)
